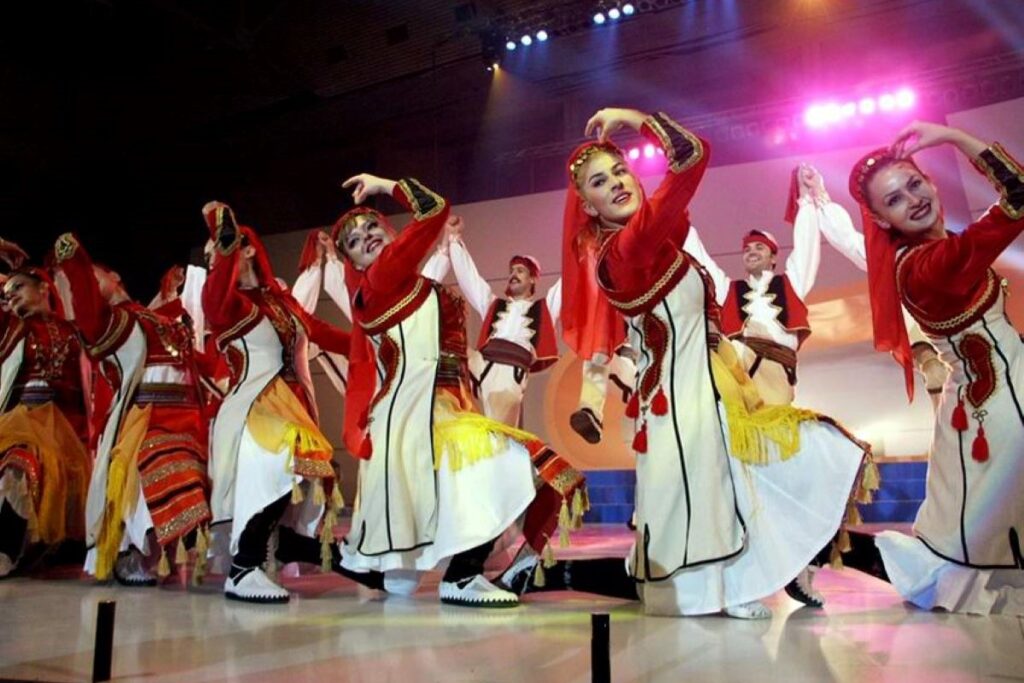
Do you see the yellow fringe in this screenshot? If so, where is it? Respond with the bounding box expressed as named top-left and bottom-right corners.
top-left (845, 501), bottom-right (863, 527)
top-left (710, 347), bottom-right (821, 465)
top-left (291, 479), bottom-right (304, 504)
top-left (313, 479), bottom-right (326, 506)
top-left (571, 488), bottom-right (588, 530)
top-left (175, 536), bottom-right (188, 565)
top-left (320, 508), bottom-right (337, 573)
top-left (93, 405), bottom-right (151, 581)
top-left (192, 525), bottom-right (209, 586)
top-left (542, 540), bottom-right (556, 569)
top-left (829, 542), bottom-right (844, 569)
top-left (533, 561), bottom-right (546, 588)
top-left (331, 483), bottom-right (345, 509)
top-left (157, 548), bottom-right (171, 578)
top-left (432, 394), bottom-right (539, 472)
top-left (558, 497), bottom-right (572, 546)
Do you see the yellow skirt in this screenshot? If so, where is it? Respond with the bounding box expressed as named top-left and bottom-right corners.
top-left (0, 402), bottom-right (90, 545)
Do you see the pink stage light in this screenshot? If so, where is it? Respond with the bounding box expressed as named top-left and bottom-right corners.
top-left (878, 93), bottom-right (897, 111)
top-left (643, 144), bottom-right (655, 158)
top-left (895, 88), bottom-right (916, 109)
top-left (858, 97), bottom-right (877, 115)
top-left (628, 147), bottom-right (640, 160)
top-left (804, 105), bottom-right (826, 128)
top-left (840, 101), bottom-right (857, 119)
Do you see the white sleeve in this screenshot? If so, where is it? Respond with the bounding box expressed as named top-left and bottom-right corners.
top-left (817, 201), bottom-right (866, 272)
top-left (291, 264), bottom-right (322, 315)
top-left (323, 256), bottom-right (353, 323)
top-left (785, 198), bottom-right (823, 299)
top-left (420, 247), bottom-right (451, 282)
top-left (447, 237), bottom-right (497, 319)
top-left (545, 277), bottom-right (563, 327)
top-left (682, 226), bottom-right (730, 305)
top-left (181, 265), bottom-right (207, 349)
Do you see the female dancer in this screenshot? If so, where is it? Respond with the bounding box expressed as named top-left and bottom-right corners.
top-left (334, 175), bottom-right (585, 607)
top-left (531, 107), bottom-right (870, 618)
top-left (850, 121), bottom-right (1024, 614)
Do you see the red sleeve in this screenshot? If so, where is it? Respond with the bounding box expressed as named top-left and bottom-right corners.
top-left (52, 233), bottom-right (115, 346)
top-left (602, 114), bottom-right (708, 288)
top-left (152, 298), bottom-right (185, 320)
top-left (201, 208), bottom-right (259, 336)
top-left (297, 306), bottom-right (350, 356)
top-left (365, 178), bottom-right (450, 295)
top-left (903, 207), bottom-right (1024, 304)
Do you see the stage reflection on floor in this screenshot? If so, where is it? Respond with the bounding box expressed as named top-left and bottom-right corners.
top-left (0, 525), bottom-right (1018, 683)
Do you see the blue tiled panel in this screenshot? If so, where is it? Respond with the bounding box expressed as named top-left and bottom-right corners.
top-left (582, 462), bottom-right (930, 525)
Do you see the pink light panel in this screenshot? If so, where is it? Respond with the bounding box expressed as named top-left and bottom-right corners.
top-left (804, 87), bottom-right (916, 130)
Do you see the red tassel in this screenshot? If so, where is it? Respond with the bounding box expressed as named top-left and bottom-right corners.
top-left (651, 387), bottom-right (668, 416)
top-left (951, 399), bottom-right (968, 431)
top-left (632, 422), bottom-right (648, 454)
top-left (971, 426), bottom-right (989, 463)
top-left (625, 392), bottom-right (640, 419)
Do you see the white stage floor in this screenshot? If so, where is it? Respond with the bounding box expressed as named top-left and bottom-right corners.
top-left (0, 525), bottom-right (1018, 683)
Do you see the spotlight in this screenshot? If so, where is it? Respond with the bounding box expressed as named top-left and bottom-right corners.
top-left (840, 101), bottom-right (856, 119)
top-left (878, 93), bottom-right (896, 111)
top-left (520, 34), bottom-right (532, 46)
top-left (536, 29), bottom-right (548, 42)
top-left (804, 105), bottom-right (826, 129)
top-left (506, 40), bottom-right (517, 51)
top-left (593, 12), bottom-right (606, 24)
top-left (628, 147), bottom-right (640, 160)
top-left (643, 144), bottom-right (655, 158)
top-left (858, 97), bottom-right (876, 115)
top-left (895, 87), bottom-right (915, 109)
top-left (608, 7), bottom-right (621, 20)
top-left (623, 3), bottom-right (635, 15)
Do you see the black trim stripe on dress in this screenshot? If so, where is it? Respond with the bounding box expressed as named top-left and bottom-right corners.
top-left (916, 534), bottom-right (1022, 571)
top-left (981, 318), bottom-right (1024, 426)
top-left (635, 542), bottom-right (746, 584)
top-left (316, 351), bottom-right (348, 389)
top-left (355, 517), bottom-right (435, 556)
top-left (660, 300), bottom-right (694, 566)
top-left (947, 335), bottom-right (973, 564)
top-left (228, 338), bottom-right (250, 398)
top-left (380, 321), bottom-right (410, 551)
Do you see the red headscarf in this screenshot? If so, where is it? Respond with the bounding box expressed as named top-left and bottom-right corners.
top-left (849, 147), bottom-right (928, 401)
top-left (10, 267), bottom-right (67, 319)
top-left (561, 141), bottom-right (630, 360)
top-left (783, 166), bottom-right (800, 225)
top-left (331, 206), bottom-right (399, 460)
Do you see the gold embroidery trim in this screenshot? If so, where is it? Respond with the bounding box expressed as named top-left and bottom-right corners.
top-left (88, 308), bottom-right (131, 358)
top-left (897, 249), bottom-right (998, 331)
top-left (215, 306), bottom-right (260, 349)
top-left (607, 253), bottom-right (685, 312)
top-left (361, 277), bottom-right (425, 331)
top-left (645, 113), bottom-right (704, 174)
top-left (974, 143), bottom-right (1024, 221)
top-left (398, 179), bottom-right (446, 221)
top-left (54, 233), bottom-right (79, 263)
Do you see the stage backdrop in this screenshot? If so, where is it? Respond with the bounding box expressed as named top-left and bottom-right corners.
top-left (249, 99), bottom-right (1024, 498)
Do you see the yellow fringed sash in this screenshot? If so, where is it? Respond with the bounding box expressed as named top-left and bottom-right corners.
top-left (247, 378), bottom-right (334, 479)
top-left (711, 341), bottom-right (821, 465)
top-left (94, 403), bottom-right (151, 581)
top-left (432, 393), bottom-right (538, 472)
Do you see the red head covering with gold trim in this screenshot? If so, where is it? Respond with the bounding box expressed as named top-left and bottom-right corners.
top-left (849, 147), bottom-right (928, 400)
top-left (5, 267), bottom-right (67, 319)
top-left (561, 141), bottom-right (631, 360)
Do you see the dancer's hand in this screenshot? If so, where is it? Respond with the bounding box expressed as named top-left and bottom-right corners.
top-left (445, 214), bottom-right (464, 240)
top-left (0, 238), bottom-right (29, 270)
top-left (341, 174), bottom-right (397, 205)
top-left (796, 164), bottom-right (826, 201)
top-left (892, 121), bottom-right (987, 159)
top-left (316, 230), bottom-right (337, 260)
top-left (584, 108), bottom-right (648, 144)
